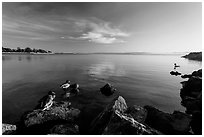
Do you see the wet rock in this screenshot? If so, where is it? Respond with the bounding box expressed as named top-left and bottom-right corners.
top-left (144, 105), bottom-right (192, 134)
top-left (2, 123), bottom-right (17, 135)
top-left (22, 101), bottom-right (80, 128)
top-left (49, 124), bottom-right (79, 135)
top-left (182, 52), bottom-right (202, 61)
top-left (100, 83), bottom-right (116, 96)
top-left (170, 71), bottom-right (181, 76)
top-left (90, 96), bottom-right (161, 135)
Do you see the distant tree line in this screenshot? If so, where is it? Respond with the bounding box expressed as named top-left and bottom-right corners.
top-left (2, 47), bottom-right (52, 53)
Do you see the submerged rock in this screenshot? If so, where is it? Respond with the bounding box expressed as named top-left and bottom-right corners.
top-left (90, 96), bottom-right (161, 135)
top-left (144, 105), bottom-right (192, 135)
top-left (100, 83), bottom-right (116, 96)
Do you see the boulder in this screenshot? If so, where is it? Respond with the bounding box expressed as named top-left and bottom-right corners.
top-left (18, 101), bottom-right (80, 134)
top-left (100, 83), bottom-right (116, 96)
top-left (90, 96), bottom-right (161, 135)
top-left (49, 124), bottom-right (79, 135)
top-left (144, 105), bottom-right (192, 134)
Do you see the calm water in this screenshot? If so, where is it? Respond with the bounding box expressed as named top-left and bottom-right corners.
top-left (2, 54), bottom-right (202, 132)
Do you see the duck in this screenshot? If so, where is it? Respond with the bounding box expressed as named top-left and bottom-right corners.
top-left (39, 91), bottom-right (56, 111)
top-left (174, 63), bottom-right (180, 68)
top-left (60, 80), bottom-right (71, 90)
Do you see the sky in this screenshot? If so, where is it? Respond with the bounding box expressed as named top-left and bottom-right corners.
top-left (2, 2), bottom-right (202, 53)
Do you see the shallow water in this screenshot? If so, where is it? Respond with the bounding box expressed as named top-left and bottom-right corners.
top-left (2, 54), bottom-right (202, 132)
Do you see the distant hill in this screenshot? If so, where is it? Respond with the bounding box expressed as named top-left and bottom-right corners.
top-left (182, 52), bottom-right (202, 61)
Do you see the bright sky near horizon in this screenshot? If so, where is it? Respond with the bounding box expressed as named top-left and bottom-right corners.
top-left (2, 2), bottom-right (202, 53)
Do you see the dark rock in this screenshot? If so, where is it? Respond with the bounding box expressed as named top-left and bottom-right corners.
top-left (170, 71), bottom-right (181, 76)
top-left (90, 96), bottom-right (161, 135)
top-left (181, 69), bottom-right (202, 79)
top-left (180, 76), bottom-right (202, 99)
top-left (179, 69), bottom-right (202, 134)
top-left (49, 124), bottom-right (79, 135)
top-left (2, 123), bottom-right (17, 135)
top-left (144, 105), bottom-right (192, 134)
top-left (181, 74), bottom-right (192, 79)
top-left (190, 112), bottom-right (202, 135)
top-left (100, 83), bottom-right (116, 96)
top-left (182, 52), bottom-right (202, 61)
top-left (192, 69), bottom-right (202, 77)
top-left (125, 105), bottom-right (147, 123)
top-left (22, 101), bottom-right (79, 128)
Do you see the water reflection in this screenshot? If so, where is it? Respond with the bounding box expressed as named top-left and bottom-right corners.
top-left (2, 54), bottom-right (45, 62)
top-left (2, 55), bottom-right (12, 61)
top-left (87, 61), bottom-right (126, 79)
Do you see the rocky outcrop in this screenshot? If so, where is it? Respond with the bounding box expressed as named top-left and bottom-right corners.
top-left (18, 101), bottom-right (80, 134)
top-left (90, 96), bottom-right (161, 135)
top-left (181, 69), bottom-right (202, 79)
top-left (182, 52), bottom-right (202, 61)
top-left (180, 69), bottom-right (202, 134)
top-left (144, 106), bottom-right (192, 135)
top-left (100, 83), bottom-right (116, 96)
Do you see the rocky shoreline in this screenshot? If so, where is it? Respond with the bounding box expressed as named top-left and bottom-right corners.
top-left (182, 52), bottom-right (202, 61)
top-left (2, 69), bottom-right (202, 135)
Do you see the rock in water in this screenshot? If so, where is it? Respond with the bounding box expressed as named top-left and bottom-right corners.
top-left (144, 105), bottom-right (192, 134)
top-left (170, 71), bottom-right (181, 76)
top-left (20, 101), bottom-right (80, 134)
top-left (90, 96), bottom-right (161, 135)
top-left (100, 83), bottom-right (116, 96)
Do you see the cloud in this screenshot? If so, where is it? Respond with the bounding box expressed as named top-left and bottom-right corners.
top-left (67, 18), bottom-right (129, 44)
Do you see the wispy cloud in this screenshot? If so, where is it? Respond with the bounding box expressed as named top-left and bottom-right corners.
top-left (3, 14), bottom-right (129, 44)
top-left (67, 18), bottom-right (129, 44)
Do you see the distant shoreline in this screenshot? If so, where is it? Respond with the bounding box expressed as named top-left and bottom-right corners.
top-left (2, 52), bottom-right (54, 55)
top-left (2, 52), bottom-right (200, 56)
